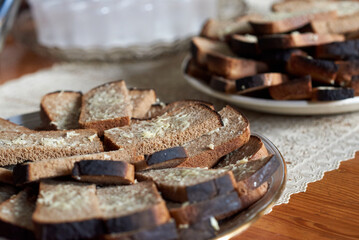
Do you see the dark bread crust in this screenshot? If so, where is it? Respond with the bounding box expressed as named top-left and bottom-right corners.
top-left (34, 219), bottom-right (104, 240)
top-left (257, 33), bottom-right (344, 50)
top-left (230, 34), bottom-right (259, 58)
top-left (287, 55), bottom-right (338, 84)
top-left (103, 201), bottom-right (170, 234)
top-left (72, 160), bottom-right (135, 185)
top-left (168, 191), bottom-right (242, 225)
top-left (238, 182), bottom-right (268, 209)
top-left (209, 76), bottom-right (236, 93)
top-left (103, 220), bottom-right (178, 240)
top-left (350, 76), bottom-right (359, 96)
top-left (13, 164), bottom-right (30, 185)
top-left (0, 168), bottom-right (13, 184)
top-left (136, 170), bottom-right (237, 203)
top-left (336, 60), bottom-right (359, 86)
top-left (316, 39), bottom-right (359, 60)
top-left (312, 87), bottom-right (355, 101)
top-left (178, 219), bottom-right (216, 240)
top-left (236, 73), bottom-right (288, 94)
top-left (260, 49), bottom-right (307, 72)
top-left (0, 215), bottom-right (36, 240)
top-left (269, 75), bottom-right (313, 100)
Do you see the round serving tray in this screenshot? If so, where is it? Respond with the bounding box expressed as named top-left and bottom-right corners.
top-left (8, 111), bottom-right (286, 239)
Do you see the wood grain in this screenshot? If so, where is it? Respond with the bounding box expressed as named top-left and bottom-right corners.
top-left (1, 37), bottom-right (359, 240)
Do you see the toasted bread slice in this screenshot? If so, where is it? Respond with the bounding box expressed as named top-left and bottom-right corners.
top-left (178, 105), bottom-right (250, 168)
top-left (269, 75), bottom-right (313, 100)
top-left (136, 168), bottom-right (236, 203)
top-left (0, 129), bottom-right (103, 166)
top-left (102, 220), bottom-right (178, 240)
top-left (104, 103), bottom-right (223, 156)
top-left (79, 80), bottom-right (133, 136)
top-left (0, 184), bottom-right (17, 203)
top-left (13, 149), bottom-right (142, 185)
top-left (261, 49), bottom-right (307, 72)
top-left (287, 55), bottom-right (338, 84)
top-left (335, 60), bottom-right (359, 86)
top-left (33, 181), bottom-right (103, 240)
top-left (129, 89), bottom-right (157, 119)
top-left (312, 87), bottom-right (355, 101)
top-left (229, 34), bottom-right (260, 58)
top-left (97, 182), bottom-right (170, 234)
top-left (310, 14), bottom-right (359, 35)
top-left (40, 91), bottom-right (82, 130)
top-left (168, 191), bottom-right (242, 225)
top-left (72, 160), bottom-right (135, 185)
top-left (0, 118), bottom-right (34, 133)
top-left (239, 182), bottom-right (269, 209)
top-left (316, 39), bottom-right (359, 60)
top-left (236, 73), bottom-right (289, 94)
top-left (257, 32), bottom-right (344, 50)
top-left (0, 168), bottom-right (13, 184)
top-left (215, 135), bottom-right (269, 168)
top-left (191, 37), bottom-right (268, 79)
top-left (185, 58), bottom-right (212, 84)
top-left (200, 14), bottom-right (261, 41)
top-left (209, 76), bottom-right (237, 93)
top-left (249, 10), bottom-right (337, 34)
top-left (0, 188), bottom-right (36, 240)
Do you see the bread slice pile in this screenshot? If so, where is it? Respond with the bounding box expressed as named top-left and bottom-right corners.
top-left (186, 0), bottom-right (359, 101)
top-left (0, 80), bottom-right (280, 239)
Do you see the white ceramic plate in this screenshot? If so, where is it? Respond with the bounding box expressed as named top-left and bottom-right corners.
top-left (183, 57), bottom-right (359, 115)
top-left (8, 111), bottom-right (286, 240)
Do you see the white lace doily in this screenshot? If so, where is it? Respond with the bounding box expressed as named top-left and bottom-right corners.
top-left (0, 52), bottom-right (357, 206)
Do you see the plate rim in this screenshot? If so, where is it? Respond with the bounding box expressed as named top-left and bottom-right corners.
top-left (182, 55), bottom-right (359, 115)
top-left (8, 111), bottom-right (287, 239)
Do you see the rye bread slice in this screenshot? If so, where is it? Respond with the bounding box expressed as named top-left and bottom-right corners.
top-left (311, 87), bottom-right (355, 101)
top-left (136, 146), bottom-right (189, 171)
top-left (336, 60), bottom-right (359, 86)
top-left (200, 14), bottom-right (261, 41)
top-left (178, 105), bottom-right (250, 168)
top-left (97, 182), bottom-right (170, 234)
top-left (216, 135), bottom-right (269, 167)
top-left (104, 103), bottom-right (223, 156)
top-left (236, 73), bottom-right (289, 94)
top-left (79, 80), bottom-right (133, 136)
top-left (249, 10), bottom-right (337, 34)
top-left (269, 75), bottom-right (313, 100)
top-left (0, 129), bottom-right (103, 166)
top-left (72, 160), bottom-right (135, 185)
top-left (129, 89), bottom-right (157, 119)
top-left (168, 190), bottom-right (242, 225)
top-left (239, 181), bottom-right (269, 209)
top-left (191, 37), bottom-right (268, 79)
top-left (0, 188), bottom-right (37, 240)
top-left (33, 181), bottom-right (103, 240)
top-left (13, 149), bottom-right (142, 185)
top-left (185, 58), bottom-right (212, 84)
top-left (0, 118), bottom-right (34, 133)
top-left (40, 91), bottom-right (82, 130)
top-left (178, 218), bottom-right (217, 240)
top-left (102, 220), bottom-right (178, 240)
top-left (209, 76), bottom-right (237, 93)
top-left (257, 32), bottom-right (344, 50)
top-left (0, 168), bottom-right (13, 184)
top-left (0, 184), bottom-right (17, 203)
top-left (136, 168), bottom-right (236, 203)
top-left (316, 39), bottom-right (359, 60)
top-left (229, 34), bottom-right (260, 58)
top-left (310, 14), bottom-right (359, 35)
top-left (287, 55), bottom-right (338, 85)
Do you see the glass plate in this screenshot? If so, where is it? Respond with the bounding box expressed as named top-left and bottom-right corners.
top-left (8, 111), bottom-right (286, 240)
top-left (183, 56), bottom-right (359, 115)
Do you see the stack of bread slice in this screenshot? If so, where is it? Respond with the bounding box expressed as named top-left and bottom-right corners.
top-left (186, 0), bottom-right (359, 101)
top-left (0, 80), bottom-right (280, 239)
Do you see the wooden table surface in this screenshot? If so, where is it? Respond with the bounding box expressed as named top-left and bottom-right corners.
top-left (1, 37), bottom-right (359, 240)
